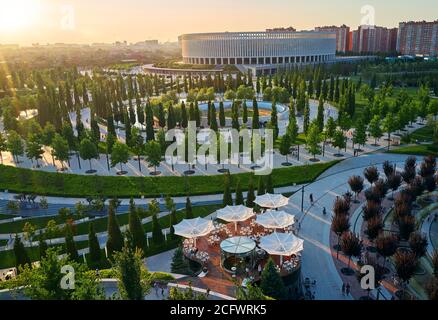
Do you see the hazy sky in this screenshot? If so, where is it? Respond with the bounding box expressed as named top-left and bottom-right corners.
top-left (0, 0), bottom-right (437, 45)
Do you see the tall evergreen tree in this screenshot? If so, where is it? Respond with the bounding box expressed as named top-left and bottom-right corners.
top-left (88, 222), bottom-right (101, 265)
top-left (252, 98), bottom-right (260, 129)
top-left (128, 199), bottom-right (147, 252)
top-left (246, 176), bottom-right (256, 208)
top-left (265, 174), bottom-right (274, 194)
top-left (181, 101), bottom-right (188, 128)
top-left (260, 258), bottom-right (286, 300)
top-left (257, 176), bottom-right (266, 196)
top-left (210, 103), bottom-right (218, 132)
top-left (235, 179), bottom-right (244, 205)
top-left (185, 197), bottom-right (193, 219)
top-left (316, 94), bottom-right (325, 133)
top-left (270, 101), bottom-right (279, 140)
top-left (145, 102), bottom-right (155, 141)
top-left (64, 223), bottom-right (79, 262)
top-left (38, 238), bottom-right (48, 259)
top-left (106, 203), bottom-right (124, 257)
top-left (219, 101), bottom-right (226, 127)
top-left (14, 235), bottom-right (31, 272)
top-left (223, 173), bottom-right (233, 207)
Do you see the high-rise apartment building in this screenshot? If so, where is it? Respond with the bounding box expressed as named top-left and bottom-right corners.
top-left (397, 20), bottom-right (438, 56)
top-left (350, 25), bottom-right (398, 53)
top-left (315, 25), bottom-right (350, 52)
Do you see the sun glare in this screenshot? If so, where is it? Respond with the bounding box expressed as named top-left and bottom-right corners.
top-left (0, 0), bottom-right (41, 31)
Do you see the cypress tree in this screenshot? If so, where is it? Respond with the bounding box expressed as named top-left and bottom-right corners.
top-left (64, 223), bottom-right (79, 262)
top-left (207, 101), bottom-right (211, 126)
top-left (181, 101), bottom-right (188, 128)
top-left (38, 238), bottom-right (48, 260)
top-left (151, 214), bottom-right (164, 245)
top-left (158, 103), bottom-right (166, 128)
top-left (128, 199), bottom-right (147, 252)
top-left (252, 98), bottom-right (260, 129)
top-left (171, 247), bottom-right (188, 274)
top-left (145, 102), bottom-right (155, 141)
top-left (257, 176), bottom-right (266, 196)
top-left (266, 174), bottom-right (274, 194)
top-left (260, 258), bottom-right (286, 300)
top-left (189, 102), bottom-right (196, 122)
top-left (303, 96), bottom-right (310, 135)
top-left (169, 209), bottom-right (177, 238)
top-left (185, 197), bottom-right (193, 219)
top-left (231, 101), bottom-right (240, 131)
top-left (223, 173), bottom-right (233, 207)
top-left (210, 103), bottom-right (218, 132)
top-left (235, 179), bottom-right (244, 205)
top-left (219, 101), bottom-right (226, 127)
top-left (167, 104), bottom-right (176, 129)
top-left (124, 112), bottom-right (132, 146)
top-left (242, 100), bottom-right (248, 124)
top-left (270, 101), bottom-right (278, 141)
top-left (246, 176), bottom-right (256, 208)
top-left (106, 203), bottom-right (123, 257)
top-left (194, 101), bottom-right (201, 127)
top-left (316, 94), bottom-right (325, 133)
top-left (88, 222), bottom-right (101, 265)
top-left (14, 235), bottom-right (31, 271)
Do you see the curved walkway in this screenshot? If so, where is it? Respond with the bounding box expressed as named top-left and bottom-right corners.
top-left (283, 153), bottom-right (412, 300)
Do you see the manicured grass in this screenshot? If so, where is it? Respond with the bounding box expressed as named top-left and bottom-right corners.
top-left (0, 240), bottom-right (90, 269)
top-left (388, 144), bottom-right (438, 156)
top-left (0, 161), bottom-right (338, 198)
top-left (410, 125), bottom-right (435, 142)
top-left (0, 214), bottom-right (15, 221)
top-left (0, 239), bottom-right (8, 246)
top-left (0, 215), bottom-right (80, 234)
top-left (74, 203), bottom-right (221, 236)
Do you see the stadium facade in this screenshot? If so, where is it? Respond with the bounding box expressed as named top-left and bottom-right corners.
top-left (178, 31), bottom-right (337, 75)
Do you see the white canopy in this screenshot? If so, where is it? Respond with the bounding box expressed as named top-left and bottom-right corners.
top-left (256, 210), bottom-right (295, 229)
top-left (174, 217), bottom-right (214, 240)
top-left (216, 205), bottom-right (255, 223)
top-left (259, 232), bottom-right (304, 257)
top-left (254, 193), bottom-right (289, 209)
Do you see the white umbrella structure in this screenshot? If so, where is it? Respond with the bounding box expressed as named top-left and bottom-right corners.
top-left (216, 205), bottom-right (255, 231)
top-left (255, 210), bottom-right (295, 229)
top-left (254, 193), bottom-right (289, 209)
top-left (174, 217), bottom-right (214, 246)
top-left (259, 232), bottom-right (304, 264)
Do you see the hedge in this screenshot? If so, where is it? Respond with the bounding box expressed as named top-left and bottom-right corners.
top-left (0, 161), bottom-right (338, 198)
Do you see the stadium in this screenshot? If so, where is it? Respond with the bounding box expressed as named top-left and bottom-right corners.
top-left (178, 31), bottom-right (337, 75)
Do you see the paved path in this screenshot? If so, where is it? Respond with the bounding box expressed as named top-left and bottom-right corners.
top-left (282, 153), bottom-right (412, 300)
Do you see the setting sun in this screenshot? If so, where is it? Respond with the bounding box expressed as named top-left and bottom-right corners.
top-left (0, 0), bottom-right (41, 31)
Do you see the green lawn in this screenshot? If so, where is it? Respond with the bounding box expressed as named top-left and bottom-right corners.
top-left (73, 203), bottom-right (221, 237)
top-left (0, 240), bottom-right (90, 269)
top-left (0, 215), bottom-right (81, 234)
top-left (388, 144), bottom-right (438, 157)
top-left (0, 204), bottom-right (221, 269)
top-left (0, 239), bottom-right (8, 246)
top-left (0, 214), bottom-right (15, 221)
top-left (410, 125), bottom-right (435, 142)
top-left (0, 161), bottom-right (338, 198)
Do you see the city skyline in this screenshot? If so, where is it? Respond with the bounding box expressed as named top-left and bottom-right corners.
top-left (0, 0), bottom-right (438, 45)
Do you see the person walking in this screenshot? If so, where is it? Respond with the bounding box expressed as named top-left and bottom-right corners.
top-left (346, 283), bottom-right (351, 296)
top-left (342, 283), bottom-right (346, 295)
top-left (258, 263), bottom-right (262, 276)
top-left (323, 207), bottom-right (327, 215)
top-left (309, 193), bottom-right (314, 205)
